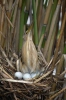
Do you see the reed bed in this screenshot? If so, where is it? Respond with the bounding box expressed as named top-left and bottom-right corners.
top-left (0, 0), bottom-right (66, 100)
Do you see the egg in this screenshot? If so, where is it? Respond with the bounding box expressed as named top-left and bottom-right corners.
top-left (31, 71), bottom-right (40, 79)
top-left (14, 72), bottom-right (23, 79)
top-left (31, 72), bottom-right (37, 78)
top-left (23, 73), bottom-right (31, 80)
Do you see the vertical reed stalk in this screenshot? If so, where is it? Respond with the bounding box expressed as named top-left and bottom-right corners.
top-left (18, 0), bottom-right (22, 9)
top-left (38, 0), bottom-right (53, 49)
top-left (0, 0), bottom-right (6, 47)
top-left (37, 0), bottom-right (43, 31)
top-left (0, 4), bottom-right (2, 41)
top-left (45, 0), bottom-right (58, 41)
top-left (51, 56), bottom-right (64, 95)
top-left (24, 0), bottom-right (29, 25)
top-left (63, 55), bottom-right (66, 100)
top-left (8, 0), bottom-right (13, 11)
top-left (14, 8), bottom-right (20, 53)
top-left (2, 17), bottom-right (7, 48)
top-left (37, 2), bottom-right (45, 38)
top-left (19, 0), bottom-right (26, 50)
top-left (32, 0), bottom-right (38, 45)
top-left (64, 21), bottom-right (66, 54)
top-left (5, 0), bottom-right (13, 52)
top-left (38, 25), bottom-right (46, 49)
top-left (51, 12), bottom-right (66, 70)
top-left (44, 1), bottom-right (61, 58)
top-left (62, 1), bottom-right (66, 100)
top-left (36, 0), bottom-right (39, 11)
top-left (11, 0), bottom-right (19, 50)
top-left (46, 25), bottom-right (58, 62)
top-left (44, 0), bottom-right (53, 25)
top-left (61, 0), bottom-right (66, 54)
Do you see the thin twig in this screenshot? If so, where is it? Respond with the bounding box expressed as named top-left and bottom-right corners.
top-left (0, 66), bottom-right (13, 79)
top-left (60, 70), bottom-right (66, 77)
top-left (0, 31), bottom-right (6, 38)
top-left (48, 87), bottom-right (66, 100)
top-left (0, 78), bottom-right (33, 84)
top-left (0, 46), bottom-right (15, 70)
top-left (0, 5), bottom-right (14, 28)
top-left (34, 70), bottom-right (52, 83)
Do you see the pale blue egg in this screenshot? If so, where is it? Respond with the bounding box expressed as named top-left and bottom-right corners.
top-left (31, 71), bottom-right (40, 78)
top-left (23, 73), bottom-right (31, 80)
top-left (15, 72), bottom-right (23, 79)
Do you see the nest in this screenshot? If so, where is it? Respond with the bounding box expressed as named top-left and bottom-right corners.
top-left (0, 0), bottom-right (66, 99)
top-left (0, 45), bottom-right (65, 100)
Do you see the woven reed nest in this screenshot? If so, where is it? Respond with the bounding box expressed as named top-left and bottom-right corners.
top-left (0, 44), bottom-right (64, 100)
top-left (0, 0), bottom-right (66, 99)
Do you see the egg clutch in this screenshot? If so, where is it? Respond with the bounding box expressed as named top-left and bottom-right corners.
top-left (15, 31), bottom-right (41, 80)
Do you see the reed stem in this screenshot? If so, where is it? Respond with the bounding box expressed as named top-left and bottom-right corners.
top-left (19, 0), bottom-right (26, 50)
top-left (32, 0), bottom-right (38, 45)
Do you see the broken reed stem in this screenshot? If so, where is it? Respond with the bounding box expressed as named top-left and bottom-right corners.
top-left (51, 12), bottom-right (66, 70)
